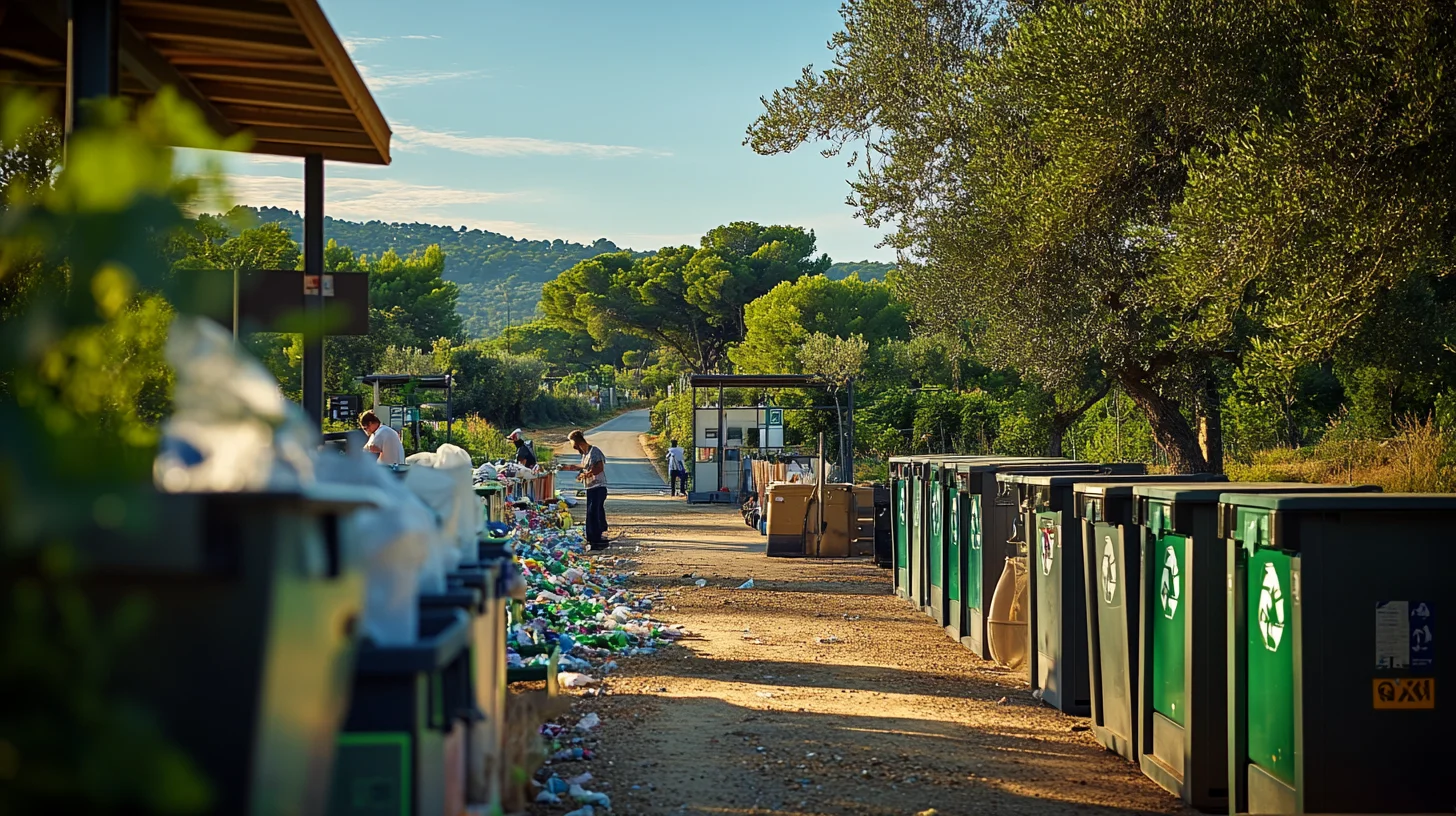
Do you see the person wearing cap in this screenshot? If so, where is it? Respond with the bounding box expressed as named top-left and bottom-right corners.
top-left (559, 429), bottom-right (609, 548)
top-left (506, 428), bottom-right (537, 469)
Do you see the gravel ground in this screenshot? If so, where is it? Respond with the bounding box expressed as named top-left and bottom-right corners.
top-left (530, 494), bottom-right (1193, 816)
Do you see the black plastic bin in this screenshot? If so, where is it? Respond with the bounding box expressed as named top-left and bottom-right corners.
top-left (1221, 492), bottom-right (1454, 815)
top-left (328, 608), bottom-right (474, 816)
top-left (1128, 482), bottom-right (1379, 811)
top-left (872, 484), bottom-right (892, 568)
top-left (998, 471), bottom-right (1231, 716)
top-left (1073, 479), bottom-right (1229, 762)
top-left (946, 459), bottom-right (1123, 658)
top-left (72, 486), bottom-right (376, 816)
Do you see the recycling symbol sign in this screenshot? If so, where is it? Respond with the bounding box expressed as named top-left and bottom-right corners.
top-left (1100, 536), bottom-right (1118, 604)
top-left (1257, 562), bottom-right (1286, 652)
top-left (1040, 528), bottom-right (1055, 575)
top-left (1159, 546), bottom-right (1181, 619)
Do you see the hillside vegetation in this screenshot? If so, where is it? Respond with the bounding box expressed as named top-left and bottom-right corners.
top-left (243, 205), bottom-right (888, 337)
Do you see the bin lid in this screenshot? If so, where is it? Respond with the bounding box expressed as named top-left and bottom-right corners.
top-left (952, 458), bottom-right (1081, 473)
top-left (1073, 478), bottom-right (1230, 519)
top-left (1134, 481), bottom-right (1382, 504)
top-left (355, 607), bottom-right (473, 674)
top-left (1218, 492), bottom-right (1456, 512)
top-left (999, 467), bottom-right (1166, 486)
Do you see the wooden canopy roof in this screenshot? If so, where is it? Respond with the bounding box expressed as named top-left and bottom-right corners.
top-left (0, 0), bottom-right (392, 164)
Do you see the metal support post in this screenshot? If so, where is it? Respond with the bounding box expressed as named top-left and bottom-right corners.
top-left (66, 0), bottom-right (120, 134)
top-left (302, 154), bottom-right (324, 429)
top-left (717, 383), bottom-right (725, 497)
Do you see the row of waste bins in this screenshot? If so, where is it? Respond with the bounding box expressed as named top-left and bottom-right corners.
top-left (69, 473), bottom-right (536, 816)
top-left (888, 455), bottom-right (1451, 815)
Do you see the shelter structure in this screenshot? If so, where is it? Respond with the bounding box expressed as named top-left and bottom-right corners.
top-left (1, 0), bottom-right (392, 427)
top-left (687, 373), bottom-right (855, 503)
top-left (359, 373), bottom-right (455, 444)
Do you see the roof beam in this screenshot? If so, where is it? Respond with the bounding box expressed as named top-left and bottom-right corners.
top-left (283, 0), bottom-right (389, 164)
top-left (245, 124), bottom-right (375, 148)
top-left (138, 18), bottom-right (317, 58)
top-left (216, 103), bottom-right (361, 132)
top-left (183, 65), bottom-right (339, 92)
top-left (250, 139), bottom-right (384, 165)
top-left (121, 0), bottom-right (296, 32)
top-left (118, 20), bottom-right (235, 135)
top-left (192, 79), bottom-right (351, 111)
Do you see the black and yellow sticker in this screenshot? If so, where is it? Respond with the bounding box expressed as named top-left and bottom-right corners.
top-left (1372, 677), bottom-right (1435, 710)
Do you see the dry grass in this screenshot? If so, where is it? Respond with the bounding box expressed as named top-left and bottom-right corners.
top-left (1227, 416), bottom-right (1456, 492)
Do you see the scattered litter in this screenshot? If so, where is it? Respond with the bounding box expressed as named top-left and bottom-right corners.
top-left (756, 692), bottom-right (776, 699)
top-left (570, 784), bottom-right (611, 808)
top-left (695, 579), bottom-right (708, 587)
top-left (1070, 724), bottom-right (1091, 732)
top-left (562, 807), bottom-right (594, 816)
top-left (535, 791), bottom-right (562, 805)
top-left (737, 578), bottom-right (755, 590)
top-left (815, 636), bottom-right (842, 644)
top-left (565, 772), bottom-right (593, 786)
top-left (559, 672), bottom-right (599, 688)
top-left (996, 696), bottom-right (1010, 706)
top-left (1031, 689), bottom-right (1044, 701)
top-left (575, 713), bottom-right (601, 732)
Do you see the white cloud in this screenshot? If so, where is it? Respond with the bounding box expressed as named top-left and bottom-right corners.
top-left (400, 34), bottom-right (443, 40)
top-left (357, 66), bottom-right (484, 92)
top-left (213, 173), bottom-right (519, 225)
top-left (340, 35), bottom-right (386, 55)
top-left (393, 124), bottom-right (670, 159)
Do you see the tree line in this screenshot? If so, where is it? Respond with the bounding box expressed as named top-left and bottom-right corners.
top-left (737, 0), bottom-right (1456, 474)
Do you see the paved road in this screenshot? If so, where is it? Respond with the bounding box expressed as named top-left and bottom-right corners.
top-left (576, 408), bottom-right (666, 493)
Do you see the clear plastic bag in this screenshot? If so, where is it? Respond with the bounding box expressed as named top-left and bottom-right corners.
top-left (154, 316), bottom-right (315, 492)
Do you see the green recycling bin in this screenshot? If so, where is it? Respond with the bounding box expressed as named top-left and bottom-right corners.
top-left (905, 455), bottom-right (985, 616)
top-left (924, 456), bottom-right (1013, 623)
top-left (888, 457), bottom-right (917, 602)
top-left (1222, 492), bottom-right (1454, 815)
top-left (1002, 470), bottom-right (1247, 716)
top-left (1074, 478), bottom-right (1233, 762)
top-left (1129, 483), bottom-right (1380, 811)
top-left (943, 459), bottom-right (1098, 654)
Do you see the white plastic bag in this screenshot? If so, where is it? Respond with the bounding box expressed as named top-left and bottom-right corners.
top-left (315, 437), bottom-right (432, 646)
top-left (154, 316), bottom-right (315, 492)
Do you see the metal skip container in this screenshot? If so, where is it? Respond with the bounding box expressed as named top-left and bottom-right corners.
top-left (1221, 492), bottom-right (1454, 815)
top-left (1128, 482), bottom-right (1379, 811)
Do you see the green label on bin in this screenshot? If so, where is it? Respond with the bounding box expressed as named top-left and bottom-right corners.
top-left (1247, 549), bottom-right (1295, 786)
top-left (947, 493), bottom-right (961, 603)
top-left (1152, 533), bottom-right (1188, 725)
top-left (929, 479), bottom-right (944, 589)
top-left (967, 495), bottom-right (983, 613)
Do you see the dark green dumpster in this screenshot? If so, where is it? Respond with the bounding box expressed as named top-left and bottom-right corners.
top-left (943, 459), bottom-right (1098, 654)
top-left (1073, 479), bottom-right (1233, 762)
top-left (329, 607), bottom-right (474, 816)
top-left (73, 487), bottom-right (377, 816)
top-left (924, 455), bottom-right (1012, 623)
top-left (888, 456), bottom-right (917, 602)
top-left (1129, 483), bottom-right (1379, 811)
top-left (1221, 492), bottom-right (1454, 815)
top-left (1003, 470), bottom-right (1247, 716)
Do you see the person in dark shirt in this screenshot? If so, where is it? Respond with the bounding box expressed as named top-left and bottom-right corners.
top-left (506, 428), bottom-right (537, 468)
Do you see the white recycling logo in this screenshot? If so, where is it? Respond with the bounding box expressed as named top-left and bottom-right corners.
top-left (1101, 536), bottom-right (1118, 604)
top-left (1040, 528), bottom-right (1055, 575)
top-left (1159, 546), bottom-right (1181, 619)
top-left (1257, 562), bottom-right (1285, 652)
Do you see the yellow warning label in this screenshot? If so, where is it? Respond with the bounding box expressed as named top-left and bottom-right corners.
top-left (1372, 678), bottom-right (1435, 709)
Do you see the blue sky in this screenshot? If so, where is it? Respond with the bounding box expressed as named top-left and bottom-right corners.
top-left (213, 1), bottom-right (894, 262)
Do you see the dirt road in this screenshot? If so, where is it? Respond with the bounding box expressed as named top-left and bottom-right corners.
top-left (559, 408), bottom-right (666, 494)
top-left (538, 494), bottom-right (1192, 816)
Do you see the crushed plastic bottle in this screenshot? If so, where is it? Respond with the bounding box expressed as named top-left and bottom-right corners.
top-left (737, 578), bottom-right (755, 590)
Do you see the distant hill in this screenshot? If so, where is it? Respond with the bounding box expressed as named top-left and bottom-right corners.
top-left (244, 207), bottom-right (895, 337)
top-left (248, 206), bottom-right (628, 336)
top-left (826, 260), bottom-right (896, 281)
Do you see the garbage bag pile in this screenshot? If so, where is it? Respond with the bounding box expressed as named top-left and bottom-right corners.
top-left (503, 498), bottom-right (685, 675)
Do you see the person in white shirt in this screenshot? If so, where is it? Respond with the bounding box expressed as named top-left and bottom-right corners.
top-left (665, 440), bottom-right (688, 496)
top-left (359, 410), bottom-right (405, 465)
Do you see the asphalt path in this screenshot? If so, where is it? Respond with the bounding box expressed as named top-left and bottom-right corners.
top-left (569, 408), bottom-right (666, 493)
